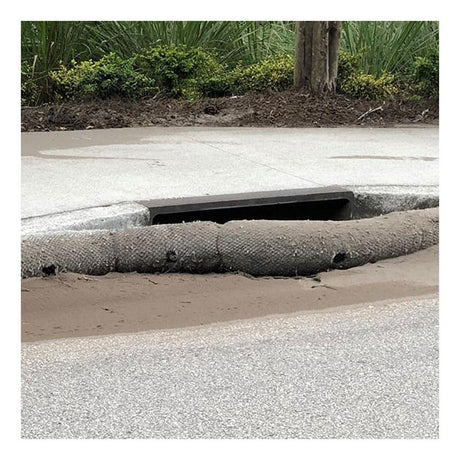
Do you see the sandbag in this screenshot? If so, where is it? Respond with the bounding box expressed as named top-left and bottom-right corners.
top-left (21, 207), bottom-right (439, 278)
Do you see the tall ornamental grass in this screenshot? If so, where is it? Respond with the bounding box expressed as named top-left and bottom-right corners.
top-left (341, 21), bottom-right (439, 76)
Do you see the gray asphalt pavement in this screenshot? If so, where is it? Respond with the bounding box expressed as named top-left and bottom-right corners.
top-left (22, 295), bottom-right (438, 438)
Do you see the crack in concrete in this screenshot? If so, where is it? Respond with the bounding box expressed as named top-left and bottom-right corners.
top-left (185, 134), bottom-right (324, 187)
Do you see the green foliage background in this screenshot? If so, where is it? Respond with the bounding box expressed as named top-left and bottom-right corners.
top-left (21, 21), bottom-right (439, 105)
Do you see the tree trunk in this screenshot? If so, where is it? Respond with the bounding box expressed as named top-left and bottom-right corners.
top-left (294, 21), bottom-right (342, 96)
top-left (328, 21), bottom-right (342, 93)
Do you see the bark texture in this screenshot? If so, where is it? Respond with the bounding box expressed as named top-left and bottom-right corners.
top-left (294, 21), bottom-right (342, 95)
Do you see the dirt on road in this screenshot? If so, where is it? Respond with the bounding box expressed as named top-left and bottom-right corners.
top-left (21, 245), bottom-right (438, 342)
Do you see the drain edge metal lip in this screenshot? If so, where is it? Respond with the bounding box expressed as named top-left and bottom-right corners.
top-left (138, 186), bottom-right (354, 223)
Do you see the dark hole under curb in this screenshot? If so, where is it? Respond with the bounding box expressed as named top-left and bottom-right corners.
top-left (42, 264), bottom-right (57, 276)
top-left (332, 253), bottom-right (347, 264)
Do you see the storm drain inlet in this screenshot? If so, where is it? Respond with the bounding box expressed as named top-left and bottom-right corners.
top-left (140, 186), bottom-right (354, 225)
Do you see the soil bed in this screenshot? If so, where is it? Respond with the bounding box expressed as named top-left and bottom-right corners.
top-left (21, 90), bottom-right (438, 132)
top-left (22, 245), bottom-right (438, 342)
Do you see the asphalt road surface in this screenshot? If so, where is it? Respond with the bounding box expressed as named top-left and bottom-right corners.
top-left (22, 295), bottom-right (438, 438)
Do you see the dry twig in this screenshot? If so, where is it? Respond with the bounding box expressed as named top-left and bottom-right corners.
top-left (355, 105), bottom-right (384, 123)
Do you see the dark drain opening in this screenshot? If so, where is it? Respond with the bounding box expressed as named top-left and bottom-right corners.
top-left (141, 187), bottom-right (354, 225)
top-left (152, 199), bottom-right (350, 225)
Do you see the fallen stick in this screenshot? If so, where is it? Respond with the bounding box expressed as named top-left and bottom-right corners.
top-left (355, 105), bottom-right (384, 123)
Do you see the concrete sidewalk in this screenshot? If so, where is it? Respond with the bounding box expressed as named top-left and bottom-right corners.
top-left (21, 126), bottom-right (438, 234)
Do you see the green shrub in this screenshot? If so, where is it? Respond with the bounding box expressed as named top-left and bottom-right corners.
top-left (339, 72), bottom-right (397, 100)
top-left (133, 45), bottom-right (226, 99)
top-left (337, 50), bottom-right (361, 83)
top-left (50, 53), bottom-right (157, 100)
top-left (337, 51), bottom-right (397, 100)
top-left (412, 48), bottom-right (438, 98)
top-left (231, 54), bottom-right (294, 94)
top-left (48, 45), bottom-right (230, 101)
top-left (199, 74), bottom-right (234, 98)
top-left (30, 44), bottom-right (415, 104)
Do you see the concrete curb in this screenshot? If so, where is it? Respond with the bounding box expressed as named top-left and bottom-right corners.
top-left (21, 202), bottom-right (150, 239)
top-left (20, 187), bottom-right (439, 240)
top-left (351, 186), bottom-right (439, 218)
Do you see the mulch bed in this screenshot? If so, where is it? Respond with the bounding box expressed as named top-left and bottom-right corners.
top-left (21, 90), bottom-right (438, 132)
